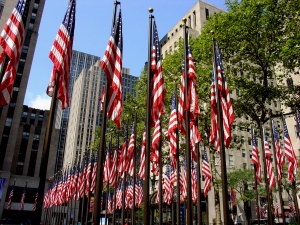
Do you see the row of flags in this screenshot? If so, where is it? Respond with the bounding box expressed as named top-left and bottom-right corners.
top-left (251, 116), bottom-right (299, 188)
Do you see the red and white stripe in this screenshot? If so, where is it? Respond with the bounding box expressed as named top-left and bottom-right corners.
top-left (178, 66), bottom-right (186, 134)
top-left (150, 120), bottom-right (161, 176)
top-left (90, 157), bottom-right (97, 194)
top-left (263, 132), bottom-right (275, 190)
top-left (47, 0), bottom-right (76, 109)
top-left (138, 128), bottom-right (146, 180)
top-left (100, 9), bottom-right (123, 128)
top-left (151, 21), bottom-right (165, 124)
top-left (109, 150), bottom-right (118, 187)
top-left (283, 117), bottom-right (298, 183)
top-left (202, 150), bottom-right (211, 197)
top-left (251, 129), bottom-right (262, 184)
top-left (271, 120), bottom-right (284, 181)
top-left (0, 0), bottom-right (25, 106)
top-left (167, 93), bottom-right (178, 169)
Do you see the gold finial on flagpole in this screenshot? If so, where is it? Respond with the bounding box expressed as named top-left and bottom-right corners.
top-left (149, 8), bottom-right (153, 13)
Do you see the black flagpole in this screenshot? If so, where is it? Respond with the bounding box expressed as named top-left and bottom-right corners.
top-left (259, 124), bottom-right (274, 225)
top-left (196, 139), bottom-right (202, 225)
top-left (144, 8), bottom-right (154, 225)
top-left (182, 18), bottom-right (193, 225)
top-left (93, 2), bottom-right (120, 225)
top-left (211, 31), bottom-right (230, 225)
top-left (35, 71), bottom-right (59, 225)
top-left (132, 112), bottom-right (137, 225)
top-left (269, 117), bottom-right (285, 225)
top-left (121, 123), bottom-right (129, 225)
top-left (159, 119), bottom-right (163, 225)
top-left (290, 110), bottom-right (300, 224)
top-left (105, 138), bottom-right (112, 225)
top-left (113, 133), bottom-right (120, 225)
top-left (252, 127), bottom-right (261, 225)
top-left (174, 84), bottom-right (181, 225)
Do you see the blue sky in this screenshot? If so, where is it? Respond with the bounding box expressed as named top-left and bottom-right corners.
top-left (24, 0), bottom-right (227, 110)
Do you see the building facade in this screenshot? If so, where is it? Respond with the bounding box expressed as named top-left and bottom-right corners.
top-left (55, 50), bottom-right (100, 172)
top-left (159, 0), bottom-right (300, 224)
top-left (63, 61), bottom-right (138, 166)
top-left (0, 1), bottom-right (60, 223)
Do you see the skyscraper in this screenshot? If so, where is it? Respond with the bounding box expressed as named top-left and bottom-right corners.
top-left (63, 61), bottom-right (138, 166)
top-left (55, 50), bottom-right (100, 171)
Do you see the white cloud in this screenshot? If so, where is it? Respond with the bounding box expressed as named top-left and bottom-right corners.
top-left (28, 94), bottom-right (51, 110)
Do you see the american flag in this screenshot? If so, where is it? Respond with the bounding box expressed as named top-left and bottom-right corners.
top-left (107, 191), bottom-right (113, 214)
top-left (190, 120), bottom-right (201, 162)
top-left (100, 9), bottom-right (123, 128)
top-left (150, 120), bottom-right (161, 176)
top-left (288, 196), bottom-right (296, 213)
top-left (170, 165), bottom-right (177, 186)
top-left (163, 165), bottom-right (173, 205)
top-left (155, 176), bottom-right (161, 204)
top-left (32, 191), bottom-right (38, 211)
top-left (283, 117), bottom-right (298, 183)
top-left (263, 131), bottom-right (275, 190)
top-left (274, 200), bottom-right (279, 217)
top-left (186, 45), bottom-right (200, 120)
top-left (109, 149), bottom-right (118, 187)
top-left (6, 184), bottom-right (14, 210)
top-left (191, 161), bottom-right (198, 203)
top-left (209, 68), bottom-right (220, 152)
top-left (0, 0), bottom-right (26, 106)
top-left (202, 148), bottom-right (211, 197)
top-left (213, 43), bottom-right (235, 149)
top-left (180, 158), bottom-right (187, 203)
top-left (127, 123), bottom-right (135, 177)
top-left (47, 0), bottom-right (76, 109)
top-left (125, 181), bottom-right (134, 209)
top-left (271, 119), bottom-right (284, 181)
top-left (118, 129), bottom-right (128, 178)
top-left (116, 182), bottom-right (123, 209)
top-left (251, 128), bottom-right (262, 184)
top-left (168, 92), bottom-right (178, 169)
top-left (103, 148), bottom-right (111, 185)
top-left (19, 184), bottom-right (26, 211)
top-left (90, 154), bottom-right (97, 194)
top-left (151, 20), bottom-right (165, 124)
top-left (85, 157), bottom-right (92, 197)
top-left (260, 199), bottom-right (265, 218)
top-left (138, 127), bottom-right (146, 180)
top-left (135, 180), bottom-right (143, 208)
top-left (178, 58), bottom-right (186, 134)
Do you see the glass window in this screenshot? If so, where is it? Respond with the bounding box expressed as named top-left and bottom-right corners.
top-left (242, 149), bottom-right (246, 158)
top-left (5, 118), bottom-right (12, 127)
top-left (229, 155), bottom-right (234, 166)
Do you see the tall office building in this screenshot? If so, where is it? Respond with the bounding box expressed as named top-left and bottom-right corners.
top-left (55, 50), bottom-right (100, 171)
top-left (63, 61), bottom-right (138, 166)
top-left (0, 0), bottom-right (60, 223)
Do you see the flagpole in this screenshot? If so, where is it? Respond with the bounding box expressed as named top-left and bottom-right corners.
top-left (158, 119), bottom-right (163, 225)
top-left (211, 31), bottom-right (230, 225)
top-left (269, 117), bottom-right (285, 225)
top-left (251, 126), bottom-right (261, 225)
top-left (144, 8), bottom-right (154, 225)
top-left (34, 71), bottom-right (59, 224)
top-left (132, 111), bottom-right (137, 225)
top-left (182, 18), bottom-right (193, 225)
top-left (121, 123), bottom-right (129, 225)
top-left (113, 134), bottom-right (119, 225)
top-left (196, 140), bottom-right (202, 225)
top-left (93, 2), bottom-right (120, 224)
top-left (292, 109), bottom-right (300, 224)
top-left (174, 83), bottom-right (181, 225)
top-left (259, 123), bottom-right (274, 225)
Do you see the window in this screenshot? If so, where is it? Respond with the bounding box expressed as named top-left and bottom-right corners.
top-left (286, 78), bottom-right (294, 87)
top-left (242, 149), bottom-right (246, 158)
top-left (5, 118), bottom-right (12, 127)
top-left (205, 8), bottom-right (210, 20)
top-left (249, 150), bottom-right (252, 158)
top-left (229, 155), bottom-right (234, 166)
